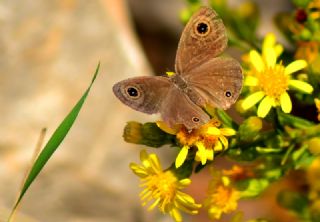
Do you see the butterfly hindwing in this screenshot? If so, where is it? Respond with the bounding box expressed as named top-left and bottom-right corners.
top-left (160, 86), bottom-right (210, 129)
top-left (185, 57), bottom-right (243, 109)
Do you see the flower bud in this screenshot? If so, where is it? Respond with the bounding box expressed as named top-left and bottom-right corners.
top-left (235, 100), bottom-right (247, 114)
top-left (300, 28), bottom-right (312, 41)
top-left (123, 121), bottom-right (142, 144)
top-left (123, 121), bottom-right (174, 147)
top-left (308, 137), bottom-right (320, 155)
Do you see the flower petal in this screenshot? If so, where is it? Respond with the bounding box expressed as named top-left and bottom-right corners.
top-left (207, 127), bottom-right (221, 136)
top-left (166, 71), bottom-right (175, 77)
top-left (264, 47), bottom-right (277, 67)
top-left (242, 91), bottom-right (265, 110)
top-left (175, 145), bottom-right (189, 168)
top-left (179, 178), bottom-right (191, 187)
top-left (220, 128), bottom-right (236, 136)
top-left (196, 141), bottom-right (207, 165)
top-left (169, 208), bottom-right (182, 222)
top-left (257, 96), bottom-right (273, 118)
top-left (214, 141), bottom-right (223, 151)
top-left (244, 76), bottom-right (259, 86)
top-left (219, 136), bottom-right (228, 149)
top-left (156, 121), bottom-right (180, 135)
top-left (274, 44), bottom-right (284, 57)
top-left (285, 60), bottom-right (307, 74)
top-left (289, 80), bottom-right (314, 94)
top-left (206, 149), bottom-right (214, 161)
top-left (140, 150), bottom-right (151, 168)
top-left (280, 92), bottom-right (292, 113)
top-left (129, 163), bottom-right (148, 177)
top-left (148, 197), bottom-right (161, 210)
top-left (262, 33), bottom-right (276, 51)
top-left (149, 154), bottom-right (162, 173)
top-left (249, 50), bottom-right (264, 72)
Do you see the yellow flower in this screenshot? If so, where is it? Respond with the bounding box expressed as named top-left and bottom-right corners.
top-left (242, 33), bottom-right (314, 118)
top-left (295, 41), bottom-right (319, 63)
top-left (204, 169), bottom-right (241, 220)
top-left (307, 157), bottom-right (320, 201)
top-left (130, 150), bottom-right (201, 222)
top-left (309, 0), bottom-right (320, 20)
top-left (315, 98), bottom-right (320, 121)
top-left (157, 119), bottom-right (236, 168)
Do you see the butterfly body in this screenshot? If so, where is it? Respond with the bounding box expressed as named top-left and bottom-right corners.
top-left (113, 6), bottom-right (243, 129)
top-left (169, 74), bottom-right (205, 107)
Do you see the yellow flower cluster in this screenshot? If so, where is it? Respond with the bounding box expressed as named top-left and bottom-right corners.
top-left (130, 150), bottom-right (201, 222)
top-left (204, 168), bottom-right (241, 220)
top-left (241, 33), bottom-right (314, 118)
top-left (131, 151), bottom-right (244, 221)
top-left (157, 119), bottom-right (236, 168)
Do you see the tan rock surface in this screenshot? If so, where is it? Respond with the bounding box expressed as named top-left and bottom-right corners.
top-left (0, 0), bottom-right (166, 221)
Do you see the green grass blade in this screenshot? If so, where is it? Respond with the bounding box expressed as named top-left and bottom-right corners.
top-left (8, 63), bottom-right (100, 220)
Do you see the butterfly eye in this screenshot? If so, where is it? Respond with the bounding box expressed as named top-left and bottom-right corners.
top-left (225, 91), bottom-right (232, 97)
top-left (126, 86), bottom-right (140, 98)
top-left (192, 117), bottom-right (200, 122)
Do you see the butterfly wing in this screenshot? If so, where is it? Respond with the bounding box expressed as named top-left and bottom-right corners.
top-left (185, 57), bottom-right (243, 110)
top-left (113, 76), bottom-right (209, 129)
top-left (175, 6), bottom-right (227, 74)
top-left (113, 76), bottom-right (171, 114)
top-left (160, 86), bottom-right (210, 129)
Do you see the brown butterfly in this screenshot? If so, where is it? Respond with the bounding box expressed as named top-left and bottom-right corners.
top-left (113, 6), bottom-right (243, 129)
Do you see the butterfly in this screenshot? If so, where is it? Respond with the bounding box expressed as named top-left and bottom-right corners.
top-left (113, 6), bottom-right (243, 130)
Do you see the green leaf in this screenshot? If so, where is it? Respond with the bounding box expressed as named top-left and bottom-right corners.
top-left (277, 109), bottom-right (315, 129)
top-left (256, 147), bottom-right (282, 154)
top-left (8, 63), bottom-right (100, 221)
top-left (277, 190), bottom-right (309, 215)
top-left (238, 178), bottom-right (270, 198)
top-left (292, 145), bottom-right (315, 169)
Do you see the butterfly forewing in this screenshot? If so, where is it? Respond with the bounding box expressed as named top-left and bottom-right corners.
top-left (113, 76), bottom-right (171, 114)
top-left (175, 6), bottom-right (228, 74)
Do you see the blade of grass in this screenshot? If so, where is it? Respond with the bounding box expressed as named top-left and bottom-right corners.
top-left (8, 63), bottom-right (100, 221)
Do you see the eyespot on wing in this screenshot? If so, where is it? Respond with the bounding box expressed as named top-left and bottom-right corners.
top-left (112, 76), bottom-right (171, 114)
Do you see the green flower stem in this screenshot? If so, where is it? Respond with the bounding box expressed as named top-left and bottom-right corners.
top-left (287, 124), bottom-right (320, 143)
top-left (281, 144), bottom-right (295, 165)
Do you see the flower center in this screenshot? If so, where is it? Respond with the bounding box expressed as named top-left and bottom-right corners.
top-left (210, 185), bottom-right (239, 211)
top-left (257, 64), bottom-right (289, 100)
top-left (177, 128), bottom-right (199, 146)
top-left (145, 171), bottom-right (177, 211)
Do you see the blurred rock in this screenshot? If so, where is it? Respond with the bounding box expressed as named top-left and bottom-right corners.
top-left (0, 0), bottom-right (161, 221)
